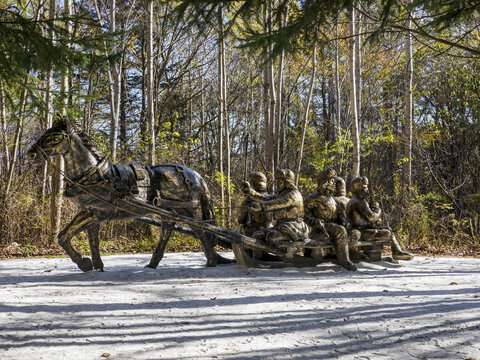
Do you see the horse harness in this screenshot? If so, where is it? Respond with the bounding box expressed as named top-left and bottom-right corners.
top-left (65, 161), bottom-right (199, 210)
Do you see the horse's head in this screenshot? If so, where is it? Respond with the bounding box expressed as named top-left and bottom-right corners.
top-left (27, 118), bottom-right (74, 163)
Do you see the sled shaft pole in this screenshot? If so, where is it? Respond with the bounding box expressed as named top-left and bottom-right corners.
top-left (125, 197), bottom-right (281, 255)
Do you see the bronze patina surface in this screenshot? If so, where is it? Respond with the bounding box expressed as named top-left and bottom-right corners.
top-left (346, 176), bottom-right (414, 261)
top-left (238, 172), bottom-right (274, 237)
top-left (304, 169), bottom-right (357, 271)
top-left (28, 119), bottom-right (233, 272)
top-left (245, 169), bottom-right (310, 247)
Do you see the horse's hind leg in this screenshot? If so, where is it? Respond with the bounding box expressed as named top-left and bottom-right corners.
top-left (192, 229), bottom-right (218, 267)
top-left (87, 223), bottom-right (104, 271)
top-left (58, 210), bottom-right (99, 272)
top-left (146, 222), bottom-right (175, 269)
top-left (192, 230), bottom-right (234, 267)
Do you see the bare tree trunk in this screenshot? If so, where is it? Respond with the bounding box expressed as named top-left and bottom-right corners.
top-left (222, 36), bottom-right (231, 224)
top-left (147, 0), bottom-right (155, 165)
top-left (355, 7), bottom-right (362, 131)
top-left (403, 0), bottom-right (413, 194)
top-left (262, 3), bottom-right (275, 176)
top-left (42, 0), bottom-right (56, 197)
top-left (4, 85), bottom-right (28, 198)
top-left (93, 0), bottom-right (123, 162)
top-left (199, 73), bottom-right (206, 168)
top-left (334, 21), bottom-right (342, 142)
top-left (295, 45), bottom-right (316, 185)
top-left (274, 4), bottom-right (288, 171)
top-left (110, 0), bottom-right (123, 162)
top-left (50, 0), bottom-right (71, 243)
top-left (0, 79), bottom-right (9, 176)
top-left (349, 7), bottom-right (361, 178)
top-left (217, 11), bottom-right (225, 223)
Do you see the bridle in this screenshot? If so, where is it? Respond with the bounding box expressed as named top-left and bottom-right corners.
top-left (31, 128), bottom-right (73, 160)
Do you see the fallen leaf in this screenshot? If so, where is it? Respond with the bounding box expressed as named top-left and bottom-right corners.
top-left (449, 282), bottom-right (458, 285)
top-left (101, 353), bottom-right (110, 358)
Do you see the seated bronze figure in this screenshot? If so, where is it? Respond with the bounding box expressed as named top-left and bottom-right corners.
top-left (304, 169), bottom-right (357, 271)
top-left (244, 169), bottom-right (310, 247)
top-left (238, 172), bottom-right (274, 237)
top-left (334, 176), bottom-right (350, 209)
top-left (346, 176), bottom-right (414, 261)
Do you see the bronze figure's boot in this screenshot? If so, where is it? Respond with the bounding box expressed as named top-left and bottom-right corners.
top-left (335, 237), bottom-right (357, 271)
top-left (391, 234), bottom-right (414, 260)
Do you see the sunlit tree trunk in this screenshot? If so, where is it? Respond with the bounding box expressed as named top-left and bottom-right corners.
top-left (274, 3), bottom-right (288, 171)
top-left (109, 0), bottom-right (123, 162)
top-left (355, 6), bottom-right (362, 130)
top-left (334, 21), bottom-right (342, 142)
top-left (0, 79), bottom-right (8, 176)
top-left (5, 85), bottom-right (28, 199)
top-left (94, 0), bottom-right (123, 162)
top-left (51, 0), bottom-right (71, 242)
top-left (222, 36), bottom-right (231, 223)
top-left (295, 44), bottom-right (316, 185)
top-left (217, 10), bottom-right (225, 223)
top-left (199, 73), bottom-right (206, 168)
top-left (403, 0), bottom-right (413, 194)
top-left (42, 0), bottom-right (56, 197)
top-left (349, 7), bottom-right (360, 178)
top-left (147, 0), bottom-right (155, 165)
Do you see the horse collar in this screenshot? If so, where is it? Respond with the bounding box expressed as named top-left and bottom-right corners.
top-left (71, 156), bottom-right (108, 186)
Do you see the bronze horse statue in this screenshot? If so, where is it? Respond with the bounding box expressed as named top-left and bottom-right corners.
top-left (27, 119), bottom-right (233, 272)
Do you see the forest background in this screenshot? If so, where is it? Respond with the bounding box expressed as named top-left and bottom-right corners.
top-left (1, 0), bottom-right (479, 258)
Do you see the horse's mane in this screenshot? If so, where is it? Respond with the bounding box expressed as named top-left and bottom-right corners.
top-left (76, 131), bottom-right (106, 162)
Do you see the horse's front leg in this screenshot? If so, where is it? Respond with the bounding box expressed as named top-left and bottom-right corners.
top-left (58, 210), bottom-right (99, 272)
top-left (87, 223), bottom-right (104, 271)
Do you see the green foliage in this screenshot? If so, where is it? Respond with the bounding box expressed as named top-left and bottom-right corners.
top-left (0, 3), bottom-right (115, 88)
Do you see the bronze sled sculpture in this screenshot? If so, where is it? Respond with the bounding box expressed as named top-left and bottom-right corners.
top-left (28, 119), bottom-right (408, 271)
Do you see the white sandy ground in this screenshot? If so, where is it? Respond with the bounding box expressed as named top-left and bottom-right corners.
top-left (0, 253), bottom-right (479, 360)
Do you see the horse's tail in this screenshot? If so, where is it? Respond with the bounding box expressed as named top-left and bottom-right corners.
top-left (200, 191), bottom-right (216, 224)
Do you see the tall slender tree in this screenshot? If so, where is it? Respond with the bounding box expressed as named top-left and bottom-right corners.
top-left (349, 6), bottom-right (360, 178)
top-left (403, 0), bottom-right (414, 194)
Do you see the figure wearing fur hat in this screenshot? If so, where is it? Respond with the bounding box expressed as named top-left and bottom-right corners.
top-left (243, 169), bottom-right (310, 246)
top-left (304, 169), bottom-right (357, 271)
top-left (238, 172), bottom-right (274, 237)
top-left (347, 176), bottom-right (414, 261)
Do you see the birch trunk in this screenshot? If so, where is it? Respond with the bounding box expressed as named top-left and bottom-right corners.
top-left (334, 21), bottom-right (341, 142)
top-left (404, 0), bottom-right (413, 193)
top-left (147, 0), bottom-right (155, 165)
top-left (42, 0), bottom-right (56, 196)
top-left (217, 12), bottom-right (225, 223)
top-left (295, 45), bottom-right (316, 185)
top-left (355, 8), bottom-right (362, 129)
top-left (50, 0), bottom-right (72, 242)
top-left (222, 36), bottom-right (231, 224)
top-left (0, 79), bottom-right (8, 176)
top-left (4, 86), bottom-right (28, 199)
top-left (349, 7), bottom-right (361, 178)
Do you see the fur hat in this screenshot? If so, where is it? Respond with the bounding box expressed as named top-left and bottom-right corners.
top-left (248, 172), bottom-right (267, 191)
top-left (351, 176), bottom-right (369, 190)
top-left (275, 169), bottom-right (296, 189)
top-left (317, 168), bottom-right (337, 184)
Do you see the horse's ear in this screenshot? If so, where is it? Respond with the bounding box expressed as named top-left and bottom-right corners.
top-left (65, 117), bottom-right (72, 133)
top-left (51, 113), bottom-right (65, 129)
top-left (52, 113), bottom-right (73, 132)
